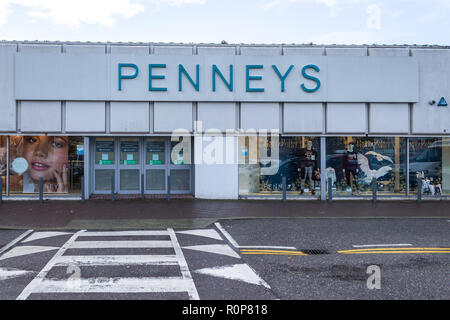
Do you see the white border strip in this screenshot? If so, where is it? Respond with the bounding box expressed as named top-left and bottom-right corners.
top-left (0, 230), bottom-right (33, 256)
top-left (214, 223), bottom-right (240, 248)
top-left (352, 244), bottom-right (413, 248)
top-left (167, 228), bottom-right (199, 300)
top-left (214, 223), bottom-right (297, 250)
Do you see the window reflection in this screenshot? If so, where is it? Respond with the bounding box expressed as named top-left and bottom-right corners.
top-left (326, 137), bottom-right (406, 196)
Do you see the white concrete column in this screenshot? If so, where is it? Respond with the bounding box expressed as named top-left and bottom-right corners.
top-left (194, 134), bottom-right (238, 199)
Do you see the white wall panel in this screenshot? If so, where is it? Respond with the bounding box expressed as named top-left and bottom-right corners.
top-left (284, 103), bottom-right (323, 133)
top-left (326, 47), bottom-right (367, 56)
top-left (283, 47), bottom-right (324, 56)
top-left (19, 44), bottom-right (61, 53)
top-left (194, 136), bottom-right (238, 199)
top-left (64, 45), bottom-right (105, 54)
top-left (411, 49), bottom-right (450, 134)
top-left (16, 53), bottom-right (109, 100)
top-left (197, 47), bottom-right (236, 55)
top-left (241, 46), bottom-right (281, 56)
top-left (111, 46), bottom-right (149, 55)
top-left (369, 103), bottom-right (409, 133)
top-left (241, 103), bottom-right (279, 131)
top-left (0, 44), bottom-right (16, 131)
top-left (154, 102), bottom-right (192, 132)
top-left (20, 101), bottom-right (61, 132)
top-left (110, 102), bottom-right (149, 133)
top-left (327, 103), bottom-right (366, 133)
top-left (153, 46), bottom-right (192, 55)
top-left (66, 101), bottom-right (105, 132)
top-left (369, 48), bottom-right (409, 56)
top-left (197, 102), bottom-right (236, 131)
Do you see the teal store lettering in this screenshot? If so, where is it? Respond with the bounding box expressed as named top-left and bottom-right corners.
top-left (118, 63), bottom-right (321, 93)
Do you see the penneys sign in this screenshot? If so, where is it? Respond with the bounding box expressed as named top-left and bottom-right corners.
top-left (15, 54), bottom-right (419, 103)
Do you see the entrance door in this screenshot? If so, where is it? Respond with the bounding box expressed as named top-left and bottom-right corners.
top-left (92, 137), bottom-right (192, 195)
top-left (144, 137), bottom-right (167, 193)
top-left (118, 137), bottom-right (141, 194)
top-left (93, 137), bottom-right (116, 193)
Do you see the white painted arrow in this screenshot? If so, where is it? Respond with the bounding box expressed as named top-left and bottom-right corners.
top-left (183, 244), bottom-right (240, 259)
top-left (193, 264), bottom-right (270, 289)
top-left (0, 246), bottom-right (59, 261)
top-left (176, 229), bottom-right (223, 241)
top-left (0, 267), bottom-right (35, 281)
top-left (22, 232), bottom-right (72, 243)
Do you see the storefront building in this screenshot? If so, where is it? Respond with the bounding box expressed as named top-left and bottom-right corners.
top-left (0, 41), bottom-right (449, 200)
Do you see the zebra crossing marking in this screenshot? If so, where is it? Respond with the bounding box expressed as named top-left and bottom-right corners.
top-left (16, 229), bottom-right (200, 300)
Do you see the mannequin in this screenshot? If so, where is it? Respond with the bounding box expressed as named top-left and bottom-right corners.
top-left (343, 143), bottom-right (359, 193)
top-left (297, 140), bottom-right (318, 195)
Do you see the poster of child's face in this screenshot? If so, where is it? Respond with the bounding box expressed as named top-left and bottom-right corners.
top-left (10, 136), bottom-right (69, 193)
top-left (0, 136), bottom-right (6, 177)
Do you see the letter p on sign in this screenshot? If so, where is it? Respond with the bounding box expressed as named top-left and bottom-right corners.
top-left (366, 265), bottom-right (381, 290)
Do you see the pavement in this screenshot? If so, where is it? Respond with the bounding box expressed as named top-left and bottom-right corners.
top-left (0, 199), bottom-right (449, 230)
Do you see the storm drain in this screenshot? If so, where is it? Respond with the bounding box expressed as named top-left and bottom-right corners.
top-left (301, 249), bottom-right (330, 255)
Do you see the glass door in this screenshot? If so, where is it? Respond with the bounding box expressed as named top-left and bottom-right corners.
top-left (169, 137), bottom-right (192, 194)
top-left (93, 137), bottom-right (116, 193)
top-left (118, 137), bottom-right (141, 193)
top-left (144, 137), bottom-right (167, 193)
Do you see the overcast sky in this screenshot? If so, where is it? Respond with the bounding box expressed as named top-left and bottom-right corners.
top-left (0, 0), bottom-right (448, 45)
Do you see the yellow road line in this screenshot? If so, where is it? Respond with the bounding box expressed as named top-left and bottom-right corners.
top-left (338, 247), bottom-right (450, 253)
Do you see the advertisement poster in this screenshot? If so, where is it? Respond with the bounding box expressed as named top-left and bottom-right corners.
top-left (9, 136), bottom-right (69, 193)
top-left (0, 137), bottom-right (6, 192)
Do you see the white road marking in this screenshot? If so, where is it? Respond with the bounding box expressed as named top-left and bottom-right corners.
top-left (0, 246), bottom-right (59, 261)
top-left (16, 230), bottom-right (86, 300)
top-left (214, 222), bottom-right (297, 250)
top-left (352, 244), bottom-right (413, 248)
top-left (70, 240), bottom-right (173, 249)
top-left (176, 229), bottom-right (223, 241)
top-left (80, 231), bottom-right (170, 237)
top-left (168, 228), bottom-right (200, 300)
top-left (183, 244), bottom-right (241, 259)
top-left (0, 267), bottom-right (35, 281)
top-left (214, 223), bottom-right (240, 248)
top-left (53, 255), bottom-right (179, 266)
top-left (33, 277), bottom-right (196, 294)
top-left (22, 232), bottom-right (72, 243)
top-left (194, 264), bottom-right (271, 289)
top-left (0, 230), bottom-right (33, 256)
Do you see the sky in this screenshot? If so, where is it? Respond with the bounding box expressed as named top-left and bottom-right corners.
top-left (0, 0), bottom-right (448, 45)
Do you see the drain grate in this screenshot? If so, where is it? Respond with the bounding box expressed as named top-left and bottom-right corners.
top-left (301, 249), bottom-right (330, 255)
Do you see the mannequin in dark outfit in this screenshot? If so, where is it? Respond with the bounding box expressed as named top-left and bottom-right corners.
top-left (343, 143), bottom-right (359, 192)
top-left (297, 141), bottom-right (318, 195)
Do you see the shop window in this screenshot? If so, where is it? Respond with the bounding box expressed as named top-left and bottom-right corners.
top-left (95, 137), bottom-right (115, 165)
top-left (238, 136), bottom-right (321, 197)
top-left (0, 136), bottom-right (6, 194)
top-left (326, 137), bottom-right (406, 196)
top-left (8, 136), bottom-right (84, 194)
top-left (409, 138), bottom-right (450, 196)
top-left (170, 137), bottom-right (191, 165)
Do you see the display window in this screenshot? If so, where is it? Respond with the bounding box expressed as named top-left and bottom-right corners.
top-left (9, 136), bottom-right (84, 194)
top-left (326, 137), bottom-right (407, 196)
top-left (409, 138), bottom-right (450, 196)
top-left (0, 136), bottom-right (6, 194)
top-left (238, 136), bottom-right (321, 197)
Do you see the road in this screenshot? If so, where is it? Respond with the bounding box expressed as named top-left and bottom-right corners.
top-left (0, 218), bottom-right (448, 300)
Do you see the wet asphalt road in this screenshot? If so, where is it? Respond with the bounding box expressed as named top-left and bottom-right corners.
top-left (0, 218), bottom-right (448, 300)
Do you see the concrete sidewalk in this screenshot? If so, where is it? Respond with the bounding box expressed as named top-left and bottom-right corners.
top-left (0, 199), bottom-right (449, 230)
